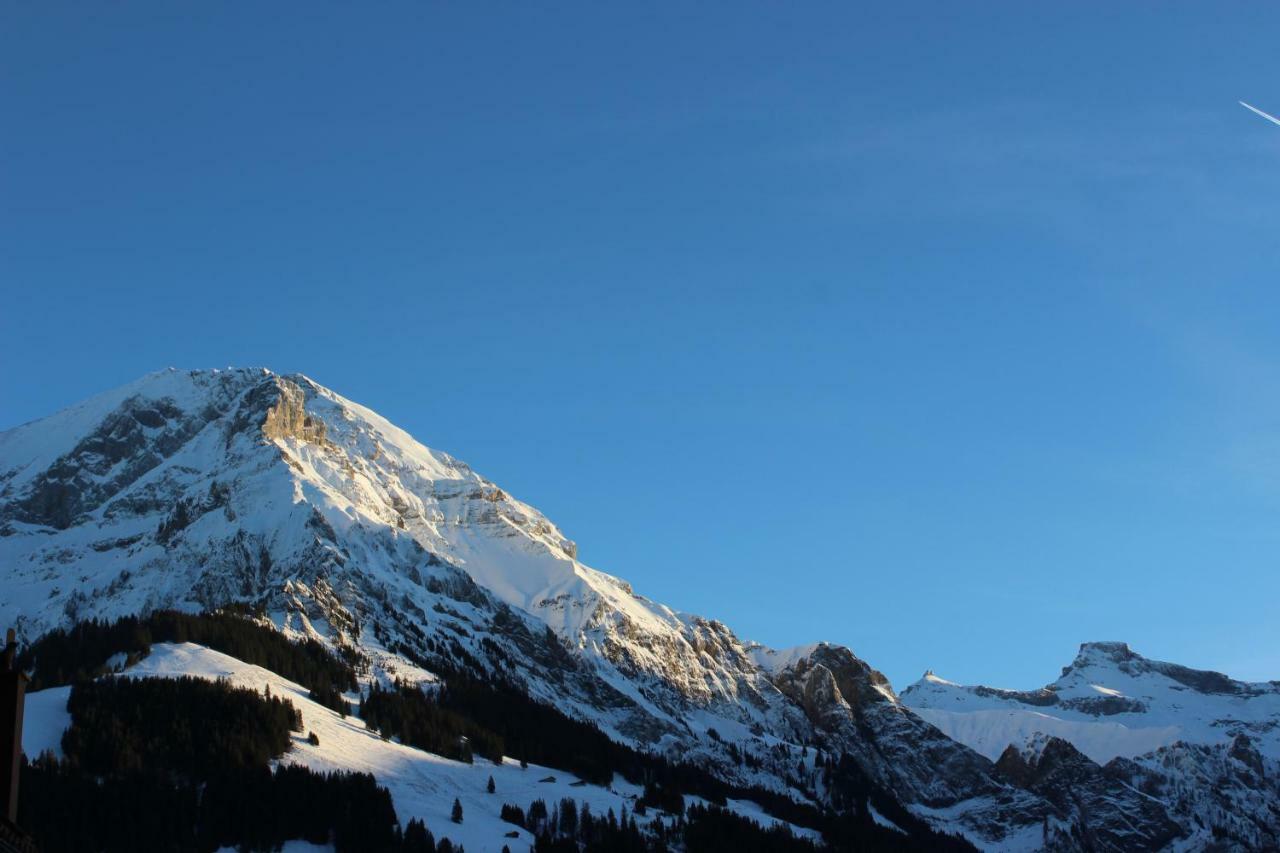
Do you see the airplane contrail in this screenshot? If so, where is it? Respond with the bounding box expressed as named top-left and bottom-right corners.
top-left (1240, 101), bottom-right (1280, 126)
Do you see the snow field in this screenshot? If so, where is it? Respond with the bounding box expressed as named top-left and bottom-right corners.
top-left (23, 642), bottom-right (820, 852)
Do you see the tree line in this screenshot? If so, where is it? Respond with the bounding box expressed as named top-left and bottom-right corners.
top-left (497, 795), bottom-right (823, 853)
top-left (61, 676), bottom-right (299, 776)
top-left (17, 606), bottom-right (358, 714)
top-left (360, 680), bottom-right (504, 764)
top-left (18, 674), bottom-right (461, 852)
top-left (16, 610), bottom-right (976, 851)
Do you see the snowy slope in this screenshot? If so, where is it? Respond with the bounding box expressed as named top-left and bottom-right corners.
top-left (901, 642), bottom-right (1280, 764)
top-left (21, 642), bottom-right (820, 852)
top-left (0, 368), bottom-right (780, 723)
top-left (0, 369), bottom-right (785, 747)
top-left (6, 368), bottom-right (1277, 850)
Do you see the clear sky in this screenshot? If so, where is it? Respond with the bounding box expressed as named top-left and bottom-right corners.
top-left (4, 3), bottom-right (1280, 691)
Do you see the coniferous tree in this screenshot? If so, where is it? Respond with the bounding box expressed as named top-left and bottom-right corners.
top-left (19, 611), bottom-right (979, 853)
top-left (402, 818), bottom-right (435, 853)
top-left (558, 798), bottom-right (578, 835)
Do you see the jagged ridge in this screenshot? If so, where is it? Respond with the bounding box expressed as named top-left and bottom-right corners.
top-left (5, 367), bottom-right (1276, 851)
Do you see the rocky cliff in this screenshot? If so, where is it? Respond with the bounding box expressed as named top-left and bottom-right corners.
top-left (3, 368), bottom-right (1275, 850)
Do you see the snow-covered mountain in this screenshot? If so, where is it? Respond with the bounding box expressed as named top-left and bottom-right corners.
top-left (903, 642), bottom-right (1280, 850)
top-left (0, 367), bottom-right (803, 745)
top-left (901, 640), bottom-right (1280, 765)
top-left (3, 368), bottom-right (1277, 851)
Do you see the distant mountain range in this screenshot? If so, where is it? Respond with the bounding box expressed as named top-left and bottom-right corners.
top-left (3, 368), bottom-right (1277, 851)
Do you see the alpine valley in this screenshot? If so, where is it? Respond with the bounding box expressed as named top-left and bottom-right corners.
top-left (2, 368), bottom-right (1277, 852)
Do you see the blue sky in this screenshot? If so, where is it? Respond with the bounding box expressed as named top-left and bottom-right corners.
top-left (4, 3), bottom-right (1280, 690)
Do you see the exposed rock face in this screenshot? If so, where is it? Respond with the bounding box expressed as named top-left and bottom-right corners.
top-left (775, 644), bottom-right (894, 716)
top-left (771, 644), bottom-right (905, 737)
top-left (1, 367), bottom-right (1275, 851)
top-left (994, 735), bottom-right (1181, 852)
top-left (0, 368), bottom-right (818, 786)
top-left (1106, 736), bottom-right (1280, 852)
top-left (903, 638), bottom-right (1280, 849)
top-left (262, 378), bottom-right (331, 446)
top-left (768, 644), bottom-right (1064, 847)
top-left (902, 642), bottom-right (1280, 765)
top-left (6, 391), bottom-right (232, 529)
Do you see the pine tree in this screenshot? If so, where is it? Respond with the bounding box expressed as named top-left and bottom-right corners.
top-left (451, 797), bottom-right (464, 823)
top-left (487, 775), bottom-right (496, 794)
top-left (558, 798), bottom-right (578, 835)
top-left (528, 798), bottom-right (548, 830)
top-left (403, 818), bottom-right (435, 853)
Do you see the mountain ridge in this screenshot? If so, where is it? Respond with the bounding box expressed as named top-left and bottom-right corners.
top-left (902, 639), bottom-right (1280, 766)
top-left (4, 367), bottom-right (1277, 851)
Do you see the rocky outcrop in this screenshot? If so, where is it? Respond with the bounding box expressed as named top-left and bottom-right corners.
top-left (1106, 736), bottom-right (1280, 851)
top-left (767, 644), bottom-right (1065, 846)
top-left (772, 643), bottom-right (895, 726)
top-left (5, 393), bottom-right (226, 529)
top-left (995, 735), bottom-right (1182, 851)
top-left (4, 367), bottom-right (1276, 851)
top-left (261, 378), bottom-right (331, 446)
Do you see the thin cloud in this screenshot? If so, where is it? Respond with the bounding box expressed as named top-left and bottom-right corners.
top-left (772, 98), bottom-right (1280, 233)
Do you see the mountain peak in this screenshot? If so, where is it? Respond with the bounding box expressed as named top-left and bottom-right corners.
top-left (0, 368), bottom-right (779, 714)
top-left (1067, 641), bottom-right (1137, 671)
top-left (8, 369), bottom-right (1280, 849)
top-left (903, 636), bottom-right (1280, 770)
